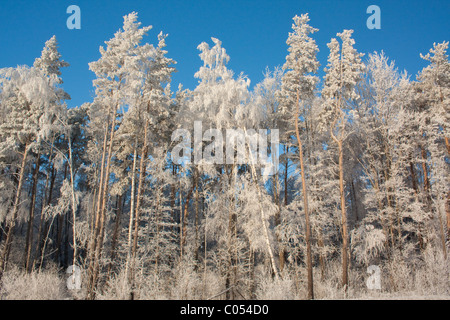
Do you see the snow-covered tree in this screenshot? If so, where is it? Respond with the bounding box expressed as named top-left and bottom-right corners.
top-left (321, 29), bottom-right (365, 290)
top-left (85, 12), bottom-right (154, 299)
top-left (415, 41), bottom-right (450, 257)
top-left (0, 62), bottom-right (65, 279)
top-left (278, 13), bottom-right (320, 299)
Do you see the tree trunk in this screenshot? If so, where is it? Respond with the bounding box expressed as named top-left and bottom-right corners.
top-left (56, 163), bottom-right (68, 265)
top-left (273, 146), bottom-right (283, 273)
top-left (24, 152), bottom-right (41, 272)
top-left (68, 132), bottom-right (79, 272)
top-left (284, 145), bottom-right (289, 206)
top-left (279, 145), bottom-right (289, 271)
top-left (154, 189), bottom-right (162, 274)
top-left (125, 143), bottom-right (137, 283)
top-left (294, 89), bottom-right (313, 299)
top-left (194, 168), bottom-right (200, 266)
top-left (446, 190), bottom-right (450, 244)
top-left (35, 163), bottom-right (56, 269)
top-left (437, 203), bottom-right (447, 260)
top-left (130, 118), bottom-right (149, 298)
top-left (181, 171), bottom-right (196, 257)
top-left (226, 165), bottom-right (237, 300)
top-left (86, 125), bottom-right (109, 299)
top-left (87, 108), bottom-right (117, 299)
top-left (245, 136), bottom-right (280, 281)
top-left (420, 145), bottom-right (432, 210)
top-left (330, 84), bottom-right (349, 291)
top-left (338, 139), bottom-right (349, 291)
top-left (106, 194), bottom-right (123, 279)
top-left (409, 160), bottom-right (419, 195)
top-left (90, 114), bottom-right (117, 299)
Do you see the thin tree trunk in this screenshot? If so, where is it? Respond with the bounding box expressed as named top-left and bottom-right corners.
top-left (68, 132), bottom-right (79, 272)
top-left (194, 169), bottom-right (200, 266)
top-left (154, 189), bottom-right (162, 274)
top-left (338, 139), bottom-right (349, 290)
top-left (64, 209), bottom-right (69, 268)
top-left (420, 145), bottom-right (432, 210)
top-left (56, 163), bottom-right (68, 264)
top-left (108, 194), bottom-right (123, 277)
top-left (337, 138), bottom-right (349, 290)
top-left (245, 133), bottom-right (280, 281)
top-left (24, 151), bottom-right (41, 272)
top-left (279, 145), bottom-right (289, 271)
top-left (446, 190), bottom-right (450, 244)
top-left (272, 145), bottom-right (283, 273)
top-left (284, 145), bottom-right (289, 206)
top-left (86, 125), bottom-right (109, 299)
top-left (351, 180), bottom-right (358, 223)
top-left (330, 81), bottom-right (349, 291)
top-left (90, 114), bottom-right (117, 299)
top-left (181, 171), bottom-right (196, 257)
top-left (130, 117), bottom-right (149, 299)
top-left (437, 202), bottom-right (447, 260)
top-left (437, 88), bottom-right (450, 247)
top-left (225, 165), bottom-right (236, 300)
top-left (409, 160), bottom-right (419, 195)
top-left (294, 89), bottom-right (314, 299)
top-left (125, 143), bottom-right (137, 283)
top-left (35, 163), bottom-right (56, 269)
top-left (202, 200), bottom-right (208, 299)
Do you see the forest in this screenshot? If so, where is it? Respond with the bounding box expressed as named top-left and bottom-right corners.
top-left (0, 12), bottom-right (448, 300)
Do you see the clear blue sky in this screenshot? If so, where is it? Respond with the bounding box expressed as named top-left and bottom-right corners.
top-left (0, 0), bottom-right (448, 108)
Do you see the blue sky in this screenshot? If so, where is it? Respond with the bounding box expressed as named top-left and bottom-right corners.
top-left (0, 0), bottom-right (448, 108)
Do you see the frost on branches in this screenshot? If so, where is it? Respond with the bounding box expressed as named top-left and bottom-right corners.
top-left (0, 11), bottom-right (448, 300)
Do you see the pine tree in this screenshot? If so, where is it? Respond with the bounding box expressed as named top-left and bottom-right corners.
top-left (86, 12), bottom-right (152, 299)
top-left (25, 35), bottom-right (70, 272)
top-left (321, 29), bottom-right (365, 291)
top-left (0, 62), bottom-right (65, 279)
top-left (415, 41), bottom-right (450, 256)
top-left (279, 13), bottom-right (320, 299)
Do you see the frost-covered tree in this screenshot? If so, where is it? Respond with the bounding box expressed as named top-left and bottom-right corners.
top-left (126, 31), bottom-right (176, 295)
top-left (278, 13), bottom-right (319, 299)
top-left (415, 41), bottom-right (450, 256)
top-left (85, 12), bottom-right (154, 299)
top-left (83, 11), bottom-right (177, 299)
top-left (185, 37), bottom-right (281, 298)
top-left (25, 35), bottom-right (71, 272)
top-left (0, 63), bottom-right (65, 279)
top-left (188, 37), bottom-right (250, 298)
top-left (351, 52), bottom-right (410, 265)
top-left (321, 29), bottom-right (365, 290)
